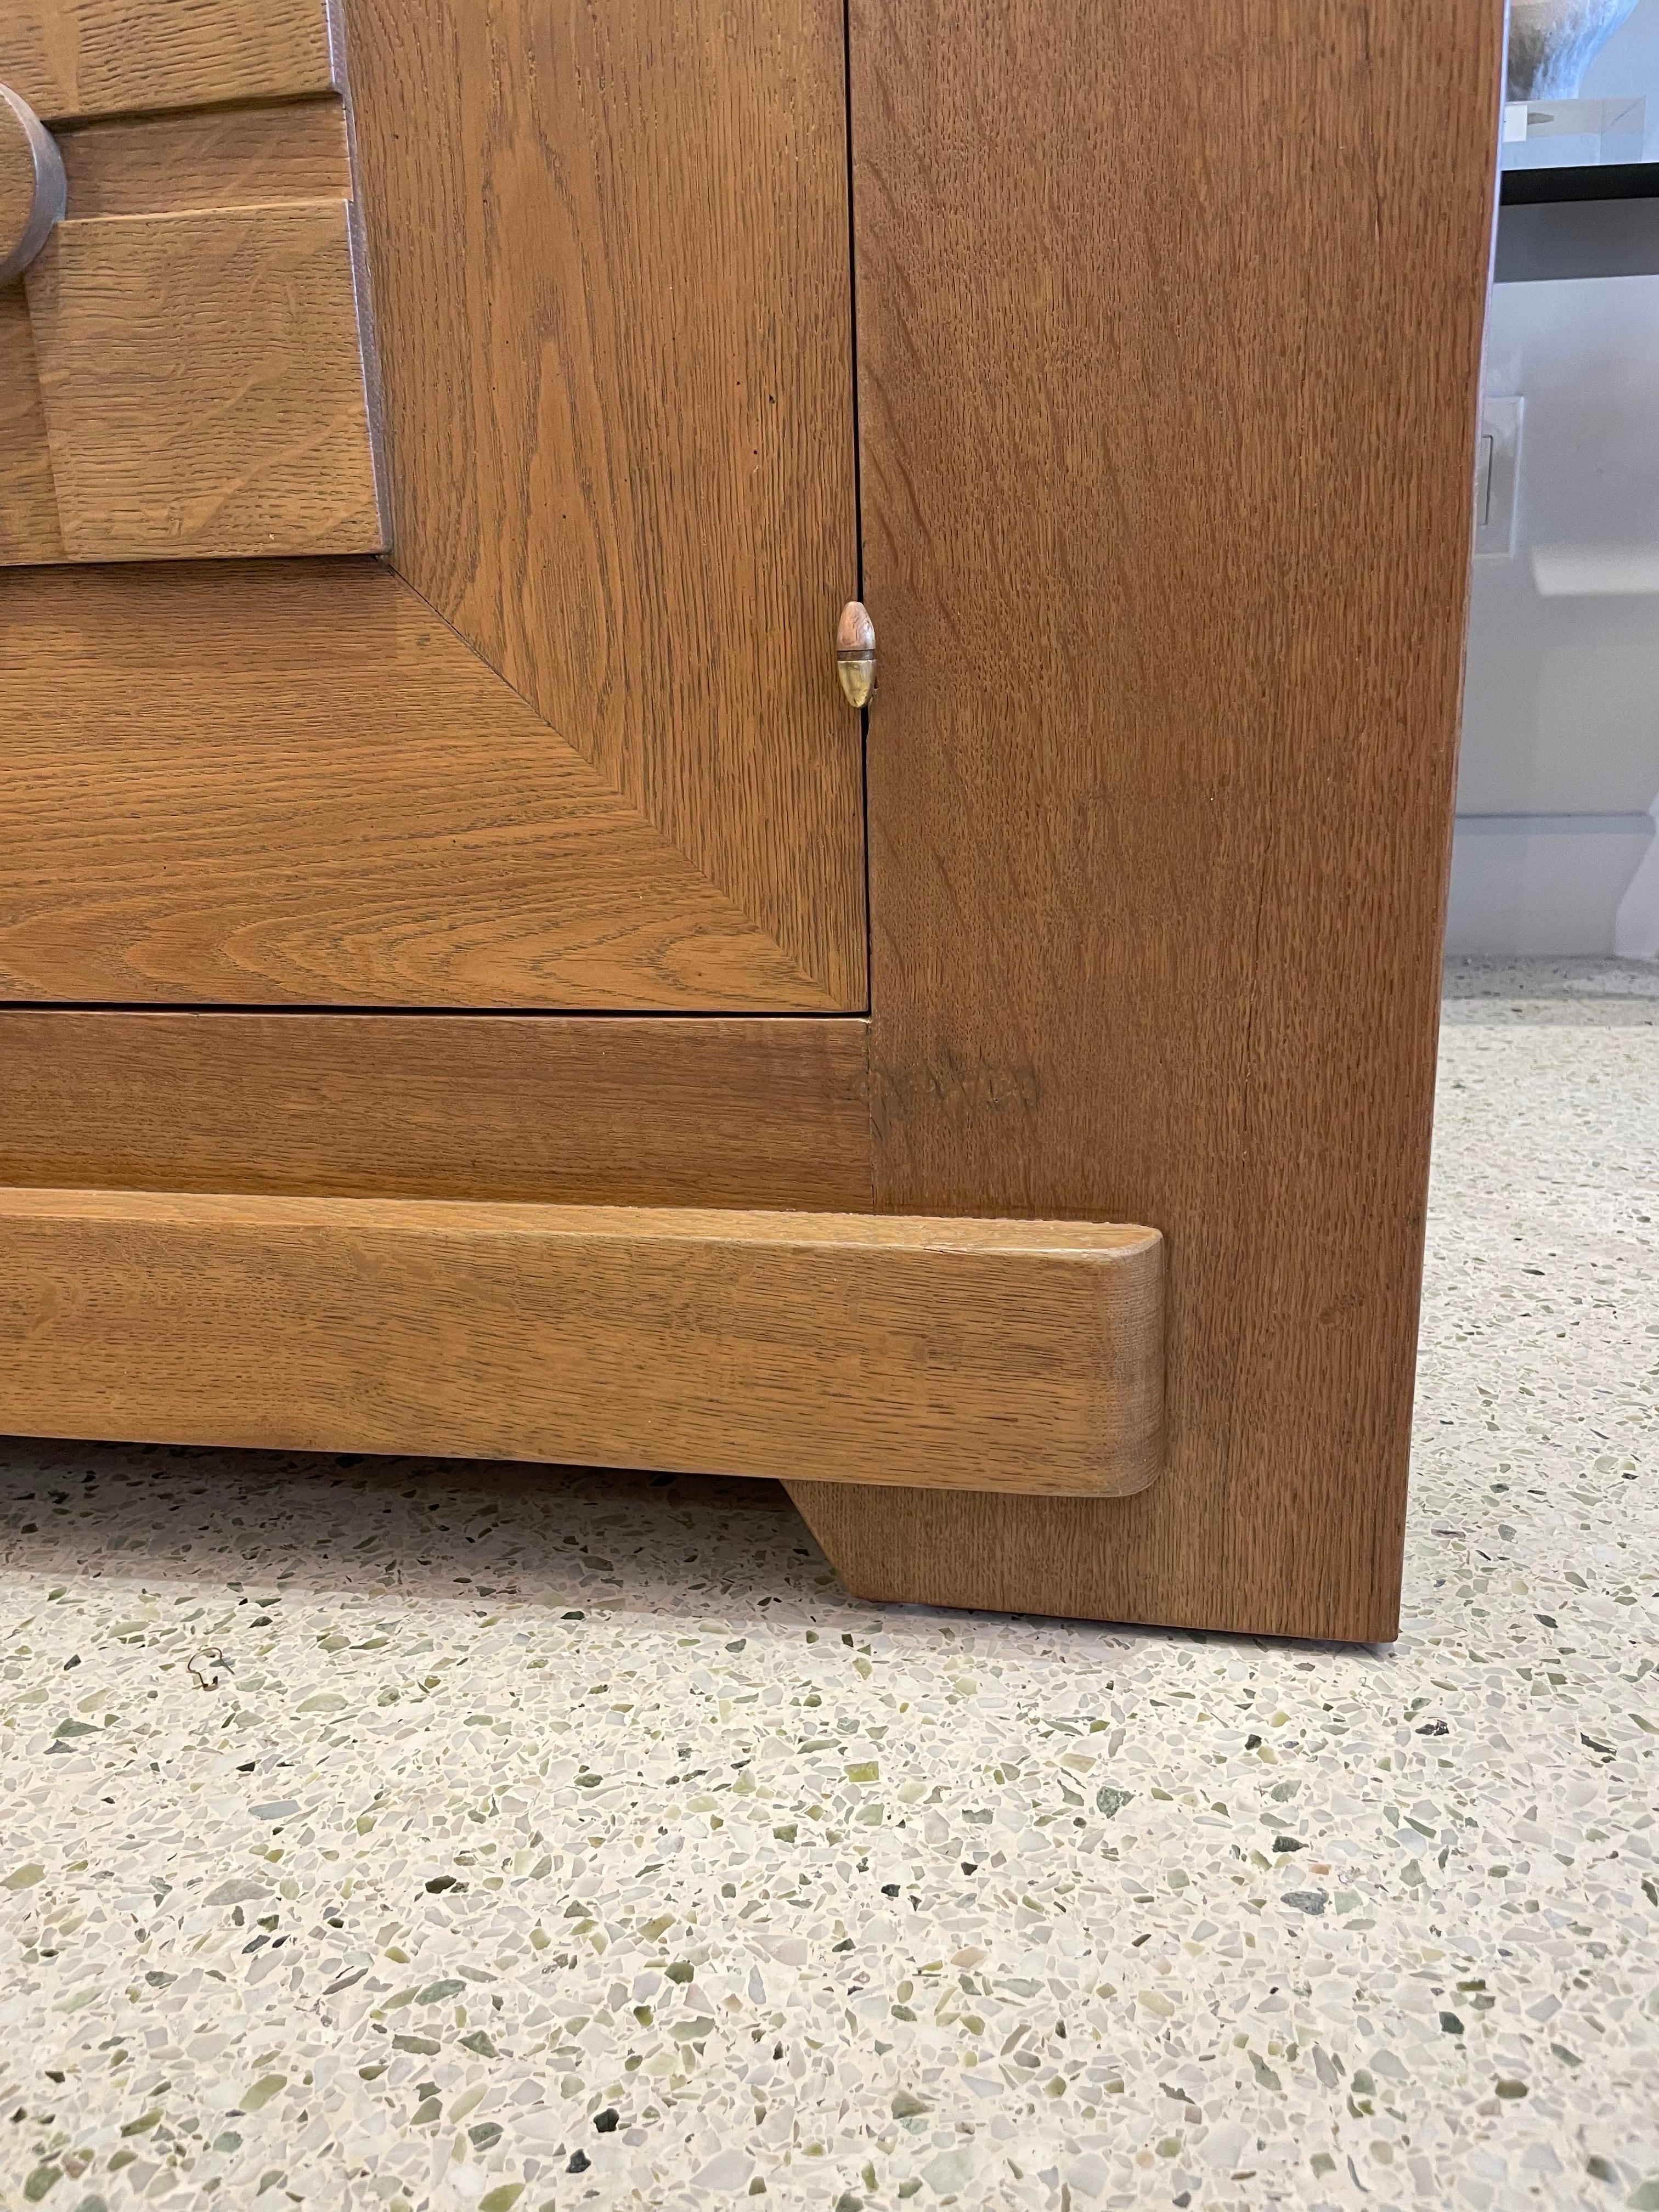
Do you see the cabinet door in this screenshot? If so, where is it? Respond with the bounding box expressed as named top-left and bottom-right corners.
top-left (0, 0), bottom-right (865, 1012)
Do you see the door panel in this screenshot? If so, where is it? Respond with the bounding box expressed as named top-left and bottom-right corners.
top-left (346, 0), bottom-right (865, 1005)
top-left (0, 0), bottom-right (865, 1011)
top-left (0, 562), bottom-right (844, 1008)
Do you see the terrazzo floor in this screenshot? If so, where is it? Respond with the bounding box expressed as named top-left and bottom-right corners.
top-left (1, 957), bottom-right (1656, 2212)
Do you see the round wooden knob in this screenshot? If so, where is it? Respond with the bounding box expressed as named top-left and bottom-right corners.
top-left (1, 83), bottom-right (66, 285)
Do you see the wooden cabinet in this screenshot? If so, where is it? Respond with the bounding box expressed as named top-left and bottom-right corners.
top-left (0, 0), bottom-right (1503, 1638)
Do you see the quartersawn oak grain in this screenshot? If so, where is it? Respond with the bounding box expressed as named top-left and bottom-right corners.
top-left (346, 0), bottom-right (865, 1007)
top-left (24, 199), bottom-right (383, 560)
top-left (1, 97), bottom-right (355, 564)
top-left (3, 0), bottom-right (867, 1011)
top-left (54, 96), bottom-right (350, 218)
top-left (0, 1012), bottom-right (873, 1210)
top-left (0, 561), bottom-right (849, 1008)
top-left (787, 0), bottom-right (1503, 1639)
top-left (0, 1190), bottom-right (1166, 1499)
top-left (0, 0), bottom-right (334, 123)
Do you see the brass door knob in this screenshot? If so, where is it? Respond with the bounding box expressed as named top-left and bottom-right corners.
top-left (0, 84), bottom-right (65, 284)
top-left (836, 600), bottom-right (876, 707)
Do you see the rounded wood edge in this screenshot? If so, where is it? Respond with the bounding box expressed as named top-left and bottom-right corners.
top-left (0, 84), bottom-right (67, 283)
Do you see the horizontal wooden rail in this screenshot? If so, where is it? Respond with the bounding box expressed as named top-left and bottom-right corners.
top-left (0, 1189), bottom-right (1165, 1497)
top-left (0, 1011), bottom-right (872, 1210)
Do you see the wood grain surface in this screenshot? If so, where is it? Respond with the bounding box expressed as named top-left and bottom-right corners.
top-left (0, 1012), bottom-right (872, 1209)
top-left (55, 96), bottom-right (349, 218)
top-left (787, 0), bottom-right (1503, 1638)
top-left (25, 199), bottom-right (382, 559)
top-left (345, 0), bottom-right (865, 1007)
top-left (0, 0), bottom-right (334, 123)
top-left (0, 561), bottom-right (851, 1008)
top-left (0, 1190), bottom-right (1165, 1498)
top-left (0, 87), bottom-right (44, 270)
top-left (1, 0), bottom-right (864, 1012)
top-left (0, 281), bottom-right (62, 561)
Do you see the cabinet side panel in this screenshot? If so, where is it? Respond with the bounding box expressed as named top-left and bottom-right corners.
top-left (805, 0), bottom-right (1503, 1637)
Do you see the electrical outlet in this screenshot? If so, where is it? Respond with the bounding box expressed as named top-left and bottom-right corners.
top-left (1474, 397), bottom-right (1523, 558)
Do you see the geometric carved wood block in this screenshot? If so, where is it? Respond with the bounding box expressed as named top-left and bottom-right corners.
top-left (53, 98), bottom-right (351, 220)
top-left (24, 200), bottom-right (382, 558)
top-left (0, 0), bottom-right (380, 563)
top-left (0, 0), bottom-right (334, 124)
top-left (0, 281), bottom-right (62, 561)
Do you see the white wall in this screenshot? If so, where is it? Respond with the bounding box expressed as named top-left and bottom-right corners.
top-left (1449, 1), bottom-right (1659, 955)
top-left (1584, 0), bottom-right (1659, 145)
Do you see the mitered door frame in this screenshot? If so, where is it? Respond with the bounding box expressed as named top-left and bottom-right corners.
top-left (0, 0), bottom-right (866, 1013)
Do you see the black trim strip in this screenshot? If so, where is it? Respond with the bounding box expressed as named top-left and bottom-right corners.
top-left (1502, 161), bottom-right (1659, 206)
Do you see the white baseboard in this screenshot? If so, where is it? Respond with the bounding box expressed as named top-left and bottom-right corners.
top-left (1447, 812), bottom-right (1658, 956)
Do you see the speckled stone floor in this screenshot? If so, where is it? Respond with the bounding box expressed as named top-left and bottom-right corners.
top-left (1, 958), bottom-right (1656, 2212)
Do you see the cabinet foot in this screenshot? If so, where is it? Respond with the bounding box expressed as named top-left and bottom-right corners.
top-left (783, 1481), bottom-right (1404, 1643)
